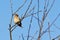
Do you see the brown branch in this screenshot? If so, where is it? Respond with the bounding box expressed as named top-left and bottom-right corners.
top-left (37, 0), bottom-right (40, 28)
top-left (41, 0), bottom-right (55, 23)
top-left (37, 0), bottom-right (48, 40)
top-left (37, 0), bottom-right (41, 40)
top-left (42, 0), bottom-right (47, 21)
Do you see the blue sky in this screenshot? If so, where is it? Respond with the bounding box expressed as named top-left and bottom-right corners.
top-left (0, 0), bottom-right (60, 40)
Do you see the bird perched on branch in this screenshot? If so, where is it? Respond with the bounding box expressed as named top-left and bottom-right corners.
top-left (13, 14), bottom-right (22, 27)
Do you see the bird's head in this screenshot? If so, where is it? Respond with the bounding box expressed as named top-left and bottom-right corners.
top-left (13, 13), bottom-right (18, 17)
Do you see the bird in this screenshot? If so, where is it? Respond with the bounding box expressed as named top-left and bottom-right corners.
top-left (13, 14), bottom-right (22, 27)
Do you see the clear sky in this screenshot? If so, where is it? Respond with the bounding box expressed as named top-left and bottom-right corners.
top-left (0, 0), bottom-right (60, 40)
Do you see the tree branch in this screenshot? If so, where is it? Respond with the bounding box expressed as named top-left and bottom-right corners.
top-left (41, 13), bottom-right (60, 37)
top-left (14, 0), bottom-right (27, 13)
top-left (21, 0), bottom-right (32, 21)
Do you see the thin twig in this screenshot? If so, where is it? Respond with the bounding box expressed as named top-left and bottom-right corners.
top-left (22, 6), bottom-right (35, 18)
top-left (40, 0), bottom-right (47, 37)
top-left (9, 0), bottom-right (13, 40)
top-left (39, 0), bottom-right (56, 38)
top-left (31, 31), bottom-right (38, 40)
top-left (10, 0), bottom-right (13, 25)
top-left (33, 15), bottom-right (41, 22)
top-left (21, 6), bottom-right (35, 20)
top-left (52, 35), bottom-right (60, 40)
top-left (27, 14), bottom-right (33, 40)
top-left (28, 6), bottom-right (35, 13)
top-left (27, 6), bottom-right (34, 40)
top-left (47, 0), bottom-right (49, 8)
top-left (41, 13), bottom-right (60, 37)
top-left (53, 24), bottom-right (60, 29)
top-left (23, 10), bottom-right (42, 19)
top-left (48, 22), bottom-right (51, 40)
top-left (14, 0), bottom-right (27, 13)
top-left (37, 0), bottom-right (41, 40)
top-left (21, 34), bottom-right (24, 40)
top-left (39, 1), bottom-right (49, 39)
top-left (21, 0), bottom-right (32, 21)
top-left (46, 0), bottom-right (55, 17)
top-left (41, 0), bottom-right (55, 23)
top-left (18, 36), bottom-right (21, 40)
top-left (23, 36), bottom-right (37, 39)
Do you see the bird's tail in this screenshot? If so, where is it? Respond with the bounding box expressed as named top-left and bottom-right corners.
top-left (18, 22), bottom-right (23, 28)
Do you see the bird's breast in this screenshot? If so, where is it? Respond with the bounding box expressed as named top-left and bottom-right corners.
top-left (14, 17), bottom-right (20, 24)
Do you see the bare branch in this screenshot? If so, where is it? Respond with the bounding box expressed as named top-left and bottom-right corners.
top-left (48, 22), bottom-right (51, 40)
top-left (37, 0), bottom-right (41, 40)
top-left (52, 35), bottom-right (60, 40)
top-left (46, 0), bottom-right (49, 8)
top-left (9, 24), bottom-right (12, 40)
top-left (9, 30), bottom-right (12, 40)
top-left (37, 0), bottom-right (40, 28)
top-left (18, 36), bottom-right (21, 40)
top-left (27, 7), bottom-right (34, 40)
top-left (33, 15), bottom-right (41, 22)
top-left (21, 0), bottom-right (32, 21)
top-left (53, 24), bottom-right (60, 30)
top-left (8, 24), bottom-right (16, 31)
top-left (41, 13), bottom-right (60, 37)
top-left (21, 34), bottom-right (24, 40)
top-left (46, 0), bottom-right (55, 17)
top-left (31, 31), bottom-right (38, 40)
top-left (28, 6), bottom-right (35, 14)
top-left (11, 25), bottom-right (17, 32)
top-left (23, 10), bottom-right (42, 19)
top-left (27, 14), bottom-right (33, 40)
top-left (14, 0), bottom-right (27, 13)
top-left (9, 0), bottom-right (14, 40)
top-left (10, 0), bottom-right (13, 14)
top-left (10, 0), bottom-right (14, 25)
top-left (23, 36), bottom-right (37, 40)
top-left (41, 0), bottom-right (55, 23)
top-left (21, 6), bottom-right (35, 19)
